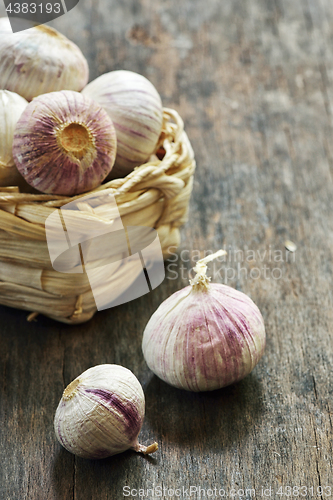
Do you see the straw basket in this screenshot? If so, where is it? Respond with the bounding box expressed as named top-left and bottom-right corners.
top-left (0, 108), bottom-right (196, 324)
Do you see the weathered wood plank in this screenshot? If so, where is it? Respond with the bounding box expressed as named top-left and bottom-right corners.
top-left (0, 0), bottom-right (333, 498)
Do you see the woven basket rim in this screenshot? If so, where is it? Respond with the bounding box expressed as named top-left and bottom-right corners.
top-left (0, 107), bottom-right (194, 205)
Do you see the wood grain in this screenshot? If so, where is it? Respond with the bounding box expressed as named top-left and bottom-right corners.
top-left (1, 0), bottom-right (333, 498)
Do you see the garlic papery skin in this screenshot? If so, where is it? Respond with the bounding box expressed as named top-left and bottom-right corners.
top-left (0, 18), bottom-right (89, 101)
top-left (142, 251), bottom-right (266, 392)
top-left (0, 90), bottom-right (28, 186)
top-left (82, 70), bottom-right (163, 178)
top-left (12, 90), bottom-right (117, 196)
top-left (54, 364), bottom-right (158, 459)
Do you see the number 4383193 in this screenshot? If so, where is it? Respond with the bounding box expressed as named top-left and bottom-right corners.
top-left (6, 3), bottom-right (61, 14)
top-left (276, 486), bottom-right (331, 496)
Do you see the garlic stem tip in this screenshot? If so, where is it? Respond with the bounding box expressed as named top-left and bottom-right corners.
top-left (144, 442), bottom-right (159, 455)
top-left (27, 311), bottom-right (39, 322)
top-left (198, 249), bottom-right (227, 264)
top-left (190, 249), bottom-right (228, 289)
top-left (134, 441), bottom-right (158, 455)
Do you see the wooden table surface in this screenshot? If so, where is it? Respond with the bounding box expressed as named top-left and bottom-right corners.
top-left (1, 0), bottom-right (333, 498)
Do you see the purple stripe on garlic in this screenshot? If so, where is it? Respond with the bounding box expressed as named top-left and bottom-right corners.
top-left (54, 364), bottom-right (158, 460)
top-left (142, 250), bottom-right (266, 392)
top-left (84, 388), bottom-right (142, 442)
top-left (12, 90), bottom-right (117, 196)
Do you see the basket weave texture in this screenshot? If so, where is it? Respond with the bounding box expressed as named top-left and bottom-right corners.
top-left (0, 108), bottom-right (195, 324)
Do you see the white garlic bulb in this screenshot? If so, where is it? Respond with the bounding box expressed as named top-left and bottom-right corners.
top-left (54, 364), bottom-right (158, 459)
top-left (142, 251), bottom-right (266, 392)
top-left (0, 18), bottom-right (89, 101)
top-left (82, 70), bottom-right (163, 178)
top-left (0, 90), bottom-right (28, 186)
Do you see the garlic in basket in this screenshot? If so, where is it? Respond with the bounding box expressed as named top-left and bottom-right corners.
top-left (82, 70), bottom-right (163, 178)
top-left (54, 365), bottom-right (158, 459)
top-left (0, 90), bottom-right (28, 186)
top-left (142, 250), bottom-right (266, 392)
top-left (12, 90), bottom-right (117, 196)
top-left (0, 18), bottom-right (89, 101)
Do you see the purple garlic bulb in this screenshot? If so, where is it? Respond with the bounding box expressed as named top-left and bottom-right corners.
top-left (12, 90), bottom-right (117, 195)
top-left (142, 251), bottom-right (266, 392)
top-left (54, 364), bottom-right (158, 459)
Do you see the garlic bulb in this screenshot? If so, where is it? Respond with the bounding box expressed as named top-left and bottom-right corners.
top-left (82, 70), bottom-right (163, 178)
top-left (0, 19), bottom-right (89, 101)
top-left (0, 90), bottom-right (28, 186)
top-left (142, 251), bottom-right (266, 392)
top-left (12, 90), bottom-right (117, 196)
top-left (54, 364), bottom-right (158, 459)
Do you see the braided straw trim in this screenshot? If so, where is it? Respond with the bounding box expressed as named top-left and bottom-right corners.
top-left (0, 108), bottom-right (196, 323)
